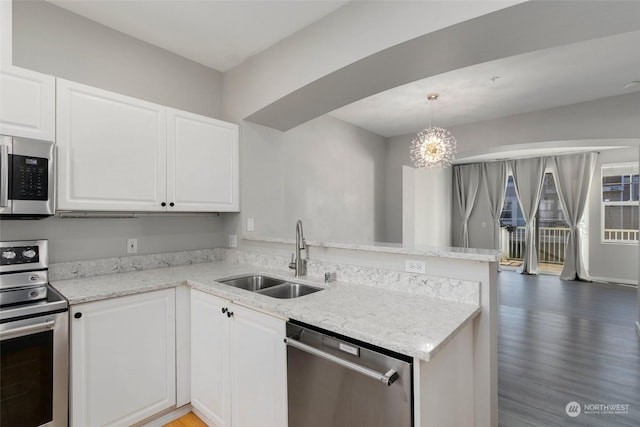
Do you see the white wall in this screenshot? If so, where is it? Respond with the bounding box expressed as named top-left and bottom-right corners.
top-left (4, 0), bottom-right (228, 262)
top-left (402, 166), bottom-right (452, 247)
top-left (239, 116), bottom-right (387, 244)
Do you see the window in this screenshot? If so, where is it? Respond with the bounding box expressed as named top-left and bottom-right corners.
top-left (602, 163), bottom-right (639, 243)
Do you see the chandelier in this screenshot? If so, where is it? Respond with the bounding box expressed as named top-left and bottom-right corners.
top-left (409, 93), bottom-right (456, 169)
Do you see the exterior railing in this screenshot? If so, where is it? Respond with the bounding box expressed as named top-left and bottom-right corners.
top-left (501, 226), bottom-right (639, 269)
top-left (502, 226), bottom-right (570, 265)
top-left (604, 229), bottom-right (639, 242)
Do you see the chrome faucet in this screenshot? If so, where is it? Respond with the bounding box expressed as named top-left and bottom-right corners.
top-left (289, 220), bottom-right (307, 277)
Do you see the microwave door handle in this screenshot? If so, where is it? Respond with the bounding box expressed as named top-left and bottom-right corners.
top-left (0, 144), bottom-right (8, 207)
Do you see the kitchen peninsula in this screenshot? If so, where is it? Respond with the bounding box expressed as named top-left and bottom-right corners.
top-left (51, 242), bottom-right (499, 427)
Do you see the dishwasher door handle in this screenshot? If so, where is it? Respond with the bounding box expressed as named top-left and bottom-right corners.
top-left (285, 336), bottom-right (399, 386)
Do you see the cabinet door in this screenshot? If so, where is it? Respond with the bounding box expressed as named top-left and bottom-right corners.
top-left (231, 305), bottom-right (287, 427)
top-left (191, 290), bottom-right (231, 427)
top-left (0, 65), bottom-right (55, 141)
top-left (57, 79), bottom-right (167, 211)
top-left (166, 108), bottom-right (239, 212)
top-left (70, 289), bottom-right (176, 427)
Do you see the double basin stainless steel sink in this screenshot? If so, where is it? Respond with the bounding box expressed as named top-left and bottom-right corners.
top-left (218, 274), bottom-right (323, 299)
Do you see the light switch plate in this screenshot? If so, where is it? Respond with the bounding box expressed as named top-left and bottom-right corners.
top-left (228, 235), bottom-right (237, 248)
top-left (247, 218), bottom-right (255, 232)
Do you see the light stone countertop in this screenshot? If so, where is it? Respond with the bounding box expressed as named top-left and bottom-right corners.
top-left (243, 235), bottom-right (502, 262)
top-left (51, 261), bottom-right (480, 361)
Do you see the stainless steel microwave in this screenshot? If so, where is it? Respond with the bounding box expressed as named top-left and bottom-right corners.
top-left (0, 135), bottom-right (55, 218)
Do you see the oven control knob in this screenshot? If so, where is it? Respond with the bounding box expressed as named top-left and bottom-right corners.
top-left (2, 250), bottom-right (16, 259)
top-left (22, 249), bottom-right (37, 259)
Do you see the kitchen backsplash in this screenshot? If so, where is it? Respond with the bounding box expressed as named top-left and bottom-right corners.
top-left (51, 248), bottom-right (479, 305)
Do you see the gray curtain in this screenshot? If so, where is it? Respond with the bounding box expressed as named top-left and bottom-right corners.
top-left (509, 158), bottom-right (547, 274)
top-left (482, 161), bottom-right (508, 251)
top-left (551, 153), bottom-right (598, 280)
top-left (454, 164), bottom-right (481, 248)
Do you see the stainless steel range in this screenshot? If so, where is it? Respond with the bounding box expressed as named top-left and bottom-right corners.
top-left (0, 239), bottom-right (69, 427)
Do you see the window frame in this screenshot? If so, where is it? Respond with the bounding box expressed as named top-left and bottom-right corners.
top-left (601, 162), bottom-right (639, 245)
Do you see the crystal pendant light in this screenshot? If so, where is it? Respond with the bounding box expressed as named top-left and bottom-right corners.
top-left (409, 93), bottom-right (456, 169)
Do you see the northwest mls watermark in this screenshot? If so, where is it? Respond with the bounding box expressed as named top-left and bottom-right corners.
top-left (565, 401), bottom-right (630, 417)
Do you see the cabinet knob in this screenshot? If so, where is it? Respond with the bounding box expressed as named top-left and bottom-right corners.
top-left (226, 311), bottom-right (234, 318)
top-left (161, 202), bottom-right (167, 207)
top-left (74, 312), bottom-right (82, 319)
top-left (169, 202), bottom-right (175, 207)
top-left (221, 307), bottom-right (228, 314)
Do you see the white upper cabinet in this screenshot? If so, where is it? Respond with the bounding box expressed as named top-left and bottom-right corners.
top-left (167, 108), bottom-right (239, 212)
top-left (0, 65), bottom-right (56, 141)
top-left (0, 0), bottom-right (56, 141)
top-left (57, 79), bottom-right (167, 211)
top-left (56, 79), bottom-right (239, 212)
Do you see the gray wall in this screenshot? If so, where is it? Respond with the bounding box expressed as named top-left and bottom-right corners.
top-left (588, 148), bottom-right (639, 283)
top-left (451, 92), bottom-right (640, 153)
top-left (385, 93), bottom-right (640, 282)
top-left (0, 216), bottom-right (227, 263)
top-left (5, 0), bottom-right (227, 262)
top-left (239, 115), bottom-right (388, 244)
top-left (13, 0), bottom-right (223, 118)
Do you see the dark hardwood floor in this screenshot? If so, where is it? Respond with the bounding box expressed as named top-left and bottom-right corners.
top-left (498, 272), bottom-right (640, 426)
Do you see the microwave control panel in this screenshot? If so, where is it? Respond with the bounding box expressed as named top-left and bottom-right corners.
top-left (9, 155), bottom-right (49, 201)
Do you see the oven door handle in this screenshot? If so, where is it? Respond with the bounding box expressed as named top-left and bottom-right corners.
top-left (284, 336), bottom-right (399, 386)
top-left (0, 144), bottom-right (8, 208)
top-left (0, 319), bottom-right (56, 340)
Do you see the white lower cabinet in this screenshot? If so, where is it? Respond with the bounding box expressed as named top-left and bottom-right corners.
top-left (191, 290), bottom-right (287, 427)
top-left (70, 289), bottom-right (176, 427)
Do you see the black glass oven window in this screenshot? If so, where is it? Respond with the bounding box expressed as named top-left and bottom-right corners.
top-left (0, 330), bottom-right (53, 427)
top-left (9, 155), bottom-right (49, 201)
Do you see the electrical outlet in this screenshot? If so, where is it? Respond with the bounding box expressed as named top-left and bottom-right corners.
top-left (127, 238), bottom-right (138, 254)
top-left (228, 235), bottom-right (237, 248)
top-left (405, 259), bottom-right (426, 274)
top-left (247, 218), bottom-right (255, 232)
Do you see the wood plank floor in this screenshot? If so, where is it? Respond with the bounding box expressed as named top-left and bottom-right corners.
top-left (163, 412), bottom-right (207, 427)
top-left (498, 272), bottom-right (640, 426)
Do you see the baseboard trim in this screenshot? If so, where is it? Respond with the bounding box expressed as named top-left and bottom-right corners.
top-left (588, 276), bottom-right (638, 287)
top-left (635, 321), bottom-right (640, 339)
top-left (139, 404), bottom-right (192, 427)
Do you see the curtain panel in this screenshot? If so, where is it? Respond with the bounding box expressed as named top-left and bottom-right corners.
top-left (551, 153), bottom-right (598, 280)
top-left (509, 158), bottom-right (547, 274)
top-left (454, 164), bottom-right (481, 248)
top-left (482, 161), bottom-right (508, 251)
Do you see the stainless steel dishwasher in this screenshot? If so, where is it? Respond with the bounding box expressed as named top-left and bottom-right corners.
top-left (285, 320), bottom-right (413, 427)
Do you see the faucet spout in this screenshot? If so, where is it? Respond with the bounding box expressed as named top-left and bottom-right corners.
top-left (290, 220), bottom-right (307, 277)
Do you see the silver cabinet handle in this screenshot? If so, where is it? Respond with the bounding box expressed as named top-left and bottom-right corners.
top-left (0, 144), bottom-right (8, 208)
top-left (0, 319), bottom-right (55, 340)
top-left (285, 336), bottom-right (399, 386)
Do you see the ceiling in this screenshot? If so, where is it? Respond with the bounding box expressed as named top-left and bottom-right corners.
top-left (329, 30), bottom-right (640, 137)
top-left (46, 0), bottom-right (349, 72)
top-left (45, 1), bottom-right (640, 139)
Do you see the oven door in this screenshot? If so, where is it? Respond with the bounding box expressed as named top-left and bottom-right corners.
top-left (0, 310), bottom-right (68, 427)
